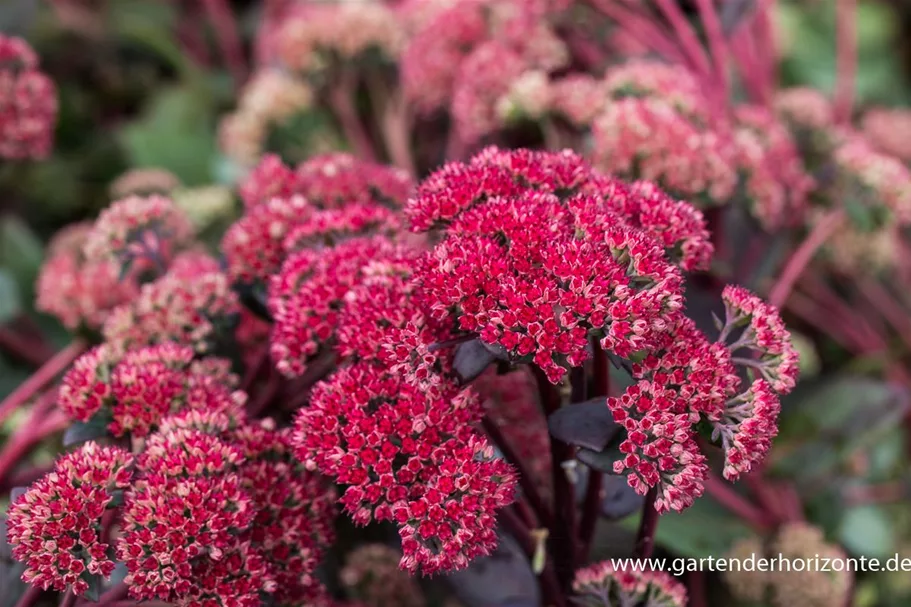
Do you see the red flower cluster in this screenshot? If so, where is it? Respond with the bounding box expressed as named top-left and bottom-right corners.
top-left (296, 362), bottom-right (515, 573)
top-left (7, 443), bottom-right (133, 596)
top-left (36, 222), bottom-right (139, 331)
top-left (573, 561), bottom-right (688, 607)
top-left (409, 147), bottom-right (693, 383)
top-left (118, 410), bottom-right (337, 607)
top-left (58, 342), bottom-right (243, 437)
top-left (224, 153), bottom-right (412, 284)
top-left (0, 34), bottom-right (56, 159)
top-left (101, 251), bottom-right (240, 353)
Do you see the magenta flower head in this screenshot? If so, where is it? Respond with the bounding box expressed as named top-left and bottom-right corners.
top-left (408, 147), bottom-right (695, 383)
top-left (36, 222), bottom-right (139, 332)
top-left (118, 418), bottom-right (267, 606)
top-left (573, 561), bottom-right (687, 607)
top-left (295, 152), bottom-right (414, 209)
top-left (58, 342), bottom-right (244, 438)
top-left (234, 420), bottom-right (338, 605)
top-left (7, 443), bottom-right (133, 596)
top-left (0, 34), bottom-right (57, 159)
top-left (82, 194), bottom-right (195, 275)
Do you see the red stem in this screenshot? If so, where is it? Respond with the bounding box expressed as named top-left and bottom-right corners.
top-left (533, 368), bottom-right (577, 592)
top-left (585, 0), bottom-right (687, 64)
top-left (651, 0), bottom-right (713, 76)
top-left (578, 346), bottom-right (610, 561)
top-left (785, 291), bottom-right (871, 353)
top-left (693, 0), bottom-right (731, 112)
top-left (200, 0), bottom-right (247, 88)
top-left (60, 589), bottom-right (77, 607)
top-left (633, 486), bottom-right (660, 559)
top-left (0, 325), bottom-right (54, 366)
top-left (855, 278), bottom-right (911, 352)
top-left (329, 70), bottom-right (378, 162)
top-left (688, 570), bottom-right (709, 607)
top-left (482, 416), bottom-right (553, 527)
top-left (767, 209), bottom-right (845, 309)
top-left (13, 585), bottom-right (43, 607)
top-left (0, 397), bottom-right (67, 484)
top-left (499, 507), bottom-right (567, 607)
top-left (754, 0), bottom-right (778, 102)
top-left (834, 0), bottom-right (857, 124)
top-left (0, 340), bottom-right (85, 428)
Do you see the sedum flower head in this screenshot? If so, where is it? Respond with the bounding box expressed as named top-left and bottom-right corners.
top-left (82, 194), bottom-right (195, 273)
top-left (0, 34), bottom-right (57, 159)
top-left (102, 252), bottom-right (240, 353)
top-left (110, 167), bottom-right (180, 199)
top-left (7, 443), bottom-right (133, 596)
top-left (573, 561), bottom-right (687, 607)
top-left (36, 222), bottom-right (139, 331)
top-left (341, 544), bottom-right (426, 607)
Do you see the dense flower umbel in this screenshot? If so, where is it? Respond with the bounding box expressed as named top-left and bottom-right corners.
top-left (862, 107), bottom-right (911, 164)
top-left (7, 443), bottom-right (133, 596)
top-left (572, 561), bottom-right (687, 607)
top-left (410, 148), bottom-right (688, 383)
top-left (603, 59), bottom-right (708, 121)
top-left (110, 167), bottom-right (181, 199)
top-left (275, 0), bottom-right (403, 75)
top-left (294, 152), bottom-right (414, 209)
top-left (100, 251), bottom-right (239, 353)
top-left (36, 222), bottom-right (139, 331)
top-left (82, 194), bottom-right (195, 273)
top-left (269, 237), bottom-right (401, 377)
top-left (234, 421), bottom-right (337, 606)
top-left (833, 135), bottom-right (911, 226)
top-left (118, 426), bottom-right (267, 606)
top-left (296, 362), bottom-right (516, 573)
top-left (58, 342), bottom-right (244, 437)
top-left (0, 34), bottom-right (57, 159)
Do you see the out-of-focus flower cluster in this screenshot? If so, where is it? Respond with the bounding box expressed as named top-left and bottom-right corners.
top-left (724, 524), bottom-right (852, 607)
top-left (340, 544), bottom-right (426, 607)
top-left (573, 561), bottom-right (687, 607)
top-left (0, 34), bottom-right (57, 159)
top-left (219, 69), bottom-right (316, 167)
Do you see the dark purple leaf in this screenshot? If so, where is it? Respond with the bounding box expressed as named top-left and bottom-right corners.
top-left (454, 339), bottom-right (498, 384)
top-left (576, 446), bottom-right (622, 473)
top-left (63, 411), bottom-right (112, 447)
top-left (601, 475), bottom-right (644, 520)
top-left (547, 399), bottom-right (619, 451)
top-left (444, 529), bottom-right (540, 607)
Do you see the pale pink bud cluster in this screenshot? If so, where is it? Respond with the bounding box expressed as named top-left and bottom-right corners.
top-left (833, 135), bottom-right (911, 226)
top-left (861, 107), bottom-right (911, 164)
top-left (549, 74), bottom-right (607, 126)
top-left (101, 252), bottom-right (240, 353)
top-left (7, 443), bottom-right (133, 596)
top-left (110, 167), bottom-right (181, 198)
top-left (572, 561), bottom-right (687, 607)
top-left (733, 105), bottom-right (815, 229)
top-left (36, 222), bottom-right (139, 331)
top-left (602, 59), bottom-right (708, 121)
top-left (218, 69), bottom-right (314, 166)
top-left (402, 0), bottom-right (567, 139)
top-left (0, 34), bottom-right (57, 159)
top-left (276, 1), bottom-right (403, 74)
top-left (82, 194), bottom-right (195, 274)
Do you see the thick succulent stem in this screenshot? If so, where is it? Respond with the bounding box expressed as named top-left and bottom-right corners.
top-left (0, 339), bottom-right (86, 427)
top-left (632, 486), bottom-right (660, 559)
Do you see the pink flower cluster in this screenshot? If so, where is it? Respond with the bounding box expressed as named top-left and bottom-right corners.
top-left (36, 222), bottom-right (139, 331)
top-left (58, 341), bottom-right (243, 437)
top-left (101, 251), bottom-right (240, 353)
top-left (733, 106), bottom-right (814, 229)
top-left (296, 362), bottom-right (516, 574)
top-left (401, 0), bottom-right (567, 140)
top-left (223, 153), bottom-right (412, 284)
top-left (82, 194), bottom-right (195, 273)
top-left (833, 135), bottom-right (911, 226)
top-left (6, 443), bottom-right (133, 596)
top-left (573, 561), bottom-right (688, 607)
top-left (0, 34), bottom-right (57, 159)
top-left (119, 413), bottom-right (336, 607)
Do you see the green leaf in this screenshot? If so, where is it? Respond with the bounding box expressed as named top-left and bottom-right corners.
top-left (0, 270), bottom-right (21, 324)
top-left (652, 495), bottom-right (754, 558)
top-left (0, 216), bottom-right (44, 300)
top-left (119, 85), bottom-right (218, 186)
top-left (839, 506), bottom-right (894, 558)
